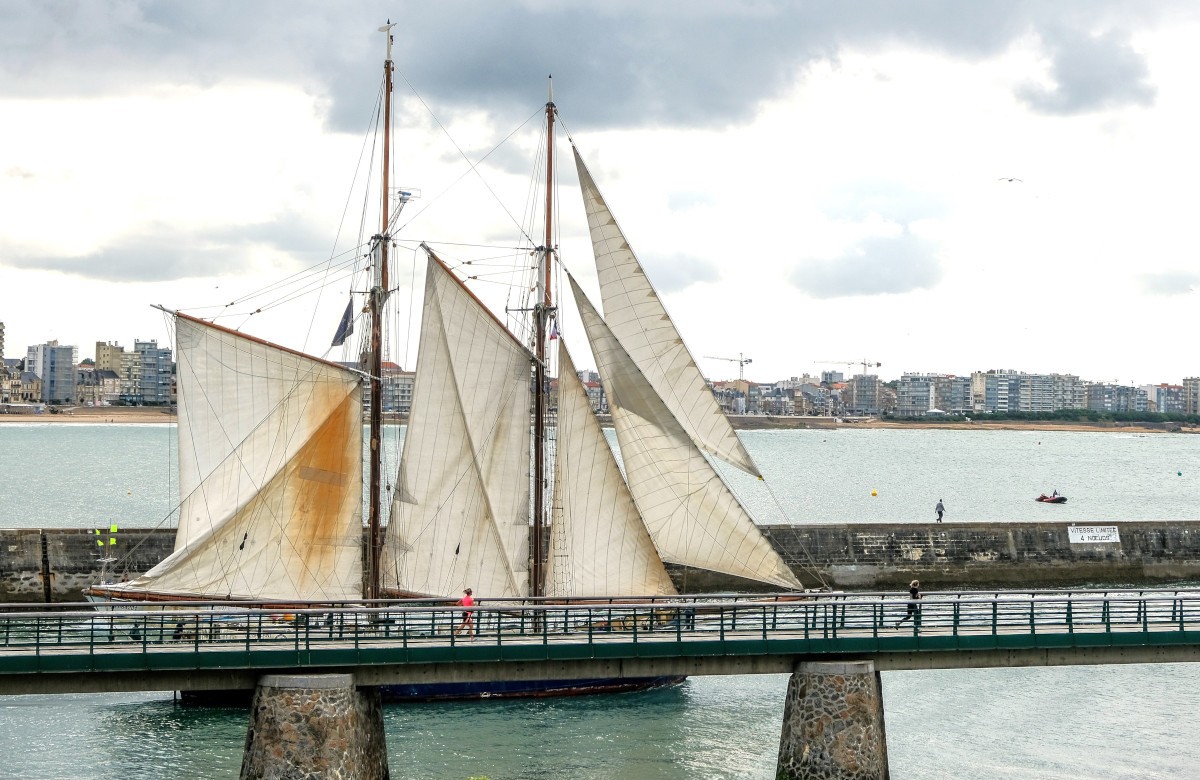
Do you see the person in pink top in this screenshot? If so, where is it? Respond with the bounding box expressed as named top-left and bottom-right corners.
top-left (455, 588), bottom-right (475, 637)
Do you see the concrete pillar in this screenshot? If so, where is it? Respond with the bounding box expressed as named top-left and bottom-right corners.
top-left (776, 660), bottom-right (889, 780)
top-left (240, 673), bottom-right (389, 780)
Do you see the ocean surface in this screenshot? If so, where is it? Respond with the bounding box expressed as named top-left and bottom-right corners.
top-left (2, 423), bottom-right (1197, 530)
top-left (1, 423), bottom-right (1199, 779)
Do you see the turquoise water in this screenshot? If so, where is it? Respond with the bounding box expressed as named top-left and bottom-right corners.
top-left (2, 667), bottom-right (1199, 779)
top-left (1, 423), bottom-right (1196, 531)
top-left (2, 423), bottom-right (1199, 778)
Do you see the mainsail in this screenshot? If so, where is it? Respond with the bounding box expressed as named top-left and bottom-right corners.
top-left (547, 340), bottom-right (677, 598)
top-left (571, 277), bottom-right (802, 591)
top-left (382, 251), bottom-right (533, 599)
top-left (110, 313), bottom-right (364, 602)
top-left (572, 147), bottom-right (760, 478)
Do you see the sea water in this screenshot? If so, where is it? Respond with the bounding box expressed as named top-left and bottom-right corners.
top-left (1, 423), bottom-right (1198, 778)
top-left (3, 423), bottom-right (1197, 529)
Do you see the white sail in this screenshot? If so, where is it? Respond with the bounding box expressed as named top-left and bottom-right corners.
top-left (572, 277), bottom-right (801, 590)
top-left (115, 313), bottom-right (364, 601)
top-left (572, 147), bottom-right (760, 478)
top-left (382, 252), bottom-right (533, 599)
top-left (547, 340), bottom-right (677, 598)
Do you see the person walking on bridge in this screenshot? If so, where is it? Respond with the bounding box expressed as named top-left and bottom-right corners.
top-left (895, 580), bottom-right (921, 629)
top-left (934, 499), bottom-right (945, 523)
top-left (455, 587), bottom-right (476, 638)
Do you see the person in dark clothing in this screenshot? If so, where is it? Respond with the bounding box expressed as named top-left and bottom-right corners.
top-left (896, 579), bottom-right (921, 628)
top-left (934, 499), bottom-right (945, 523)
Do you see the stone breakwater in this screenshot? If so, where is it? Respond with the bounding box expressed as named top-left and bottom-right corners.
top-left (667, 521), bottom-right (1200, 592)
top-left (4, 521), bottom-right (1200, 602)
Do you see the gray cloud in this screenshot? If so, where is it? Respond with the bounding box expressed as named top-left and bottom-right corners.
top-left (1138, 270), bottom-right (1200, 296)
top-left (3, 213), bottom-right (337, 282)
top-left (790, 231), bottom-right (942, 298)
top-left (1016, 28), bottom-right (1156, 115)
top-left (0, 1), bottom-right (1178, 134)
top-left (643, 253), bottom-right (719, 294)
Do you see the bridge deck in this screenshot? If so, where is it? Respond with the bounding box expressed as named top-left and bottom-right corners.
top-left (3, 589), bottom-right (1200, 694)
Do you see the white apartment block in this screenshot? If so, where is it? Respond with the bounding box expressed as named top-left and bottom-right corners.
top-left (26, 341), bottom-right (78, 403)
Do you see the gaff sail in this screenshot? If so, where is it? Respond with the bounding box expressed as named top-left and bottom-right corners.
top-left (111, 313), bottom-right (364, 602)
top-left (382, 251), bottom-right (533, 599)
top-left (547, 340), bottom-right (677, 598)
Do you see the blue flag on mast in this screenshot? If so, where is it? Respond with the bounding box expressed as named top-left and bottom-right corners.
top-left (331, 299), bottom-right (355, 347)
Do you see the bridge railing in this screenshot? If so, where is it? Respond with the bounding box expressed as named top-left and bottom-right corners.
top-left (2, 589), bottom-right (1199, 659)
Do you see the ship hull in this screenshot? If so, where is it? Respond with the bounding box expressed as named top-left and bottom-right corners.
top-left (379, 675), bottom-right (686, 702)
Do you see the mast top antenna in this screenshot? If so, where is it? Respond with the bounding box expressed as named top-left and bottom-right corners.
top-left (379, 21), bottom-right (396, 61)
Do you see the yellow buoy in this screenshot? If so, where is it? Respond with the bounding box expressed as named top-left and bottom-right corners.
top-left (871, 489), bottom-right (878, 497)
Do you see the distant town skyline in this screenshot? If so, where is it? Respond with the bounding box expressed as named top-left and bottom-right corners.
top-left (4, 324), bottom-right (1195, 391)
top-left (3, 3), bottom-right (1200, 386)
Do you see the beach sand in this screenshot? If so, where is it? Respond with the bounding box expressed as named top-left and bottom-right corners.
top-left (2, 406), bottom-right (1194, 434)
top-left (0, 407), bottom-right (176, 424)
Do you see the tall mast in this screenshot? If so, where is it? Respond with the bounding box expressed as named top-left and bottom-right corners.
top-left (367, 22), bottom-right (396, 601)
top-left (531, 78), bottom-right (555, 598)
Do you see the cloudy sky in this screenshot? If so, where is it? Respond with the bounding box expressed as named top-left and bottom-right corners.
top-left (2, 1), bottom-right (1198, 386)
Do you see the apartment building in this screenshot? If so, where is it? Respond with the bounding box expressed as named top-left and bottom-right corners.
top-left (76, 368), bottom-right (122, 406)
top-left (1051, 374), bottom-right (1087, 411)
top-left (896, 374), bottom-right (936, 416)
top-left (970, 370), bottom-right (1020, 413)
top-left (1184, 377), bottom-right (1200, 415)
top-left (134, 340), bottom-right (173, 405)
top-left (341, 361), bottom-right (414, 414)
top-left (92, 340), bottom-right (174, 405)
top-left (1016, 373), bottom-right (1054, 413)
top-left (26, 341), bottom-right (78, 403)
top-left (1145, 384), bottom-right (1187, 414)
top-left (845, 374), bottom-right (882, 415)
top-left (1086, 383), bottom-right (1149, 413)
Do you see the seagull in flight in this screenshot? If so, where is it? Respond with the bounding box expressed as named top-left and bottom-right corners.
top-left (998, 177), bottom-right (1023, 182)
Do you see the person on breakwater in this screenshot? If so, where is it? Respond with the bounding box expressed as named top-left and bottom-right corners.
top-left (895, 580), bottom-right (921, 628)
top-left (934, 499), bottom-right (945, 523)
top-left (454, 587), bottom-right (475, 637)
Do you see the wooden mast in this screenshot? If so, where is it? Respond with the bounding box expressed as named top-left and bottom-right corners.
top-left (367, 22), bottom-right (395, 601)
top-left (531, 79), bottom-right (555, 598)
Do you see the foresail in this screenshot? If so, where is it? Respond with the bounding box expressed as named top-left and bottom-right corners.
top-left (120, 313), bottom-right (364, 601)
top-left (381, 253), bottom-right (532, 599)
top-left (572, 277), bottom-right (801, 590)
top-left (572, 147), bottom-right (760, 478)
top-left (548, 340), bottom-right (676, 598)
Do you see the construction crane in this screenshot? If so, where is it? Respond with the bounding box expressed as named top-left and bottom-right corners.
top-left (813, 359), bottom-right (882, 376)
top-left (705, 353), bottom-right (753, 381)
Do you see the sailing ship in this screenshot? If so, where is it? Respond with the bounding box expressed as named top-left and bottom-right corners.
top-left (86, 24), bottom-right (805, 699)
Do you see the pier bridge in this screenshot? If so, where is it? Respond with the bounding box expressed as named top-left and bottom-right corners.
top-left (3, 588), bottom-right (1200, 778)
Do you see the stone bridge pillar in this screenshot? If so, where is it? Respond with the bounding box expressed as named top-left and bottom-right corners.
top-left (240, 673), bottom-right (389, 780)
top-left (776, 660), bottom-right (889, 780)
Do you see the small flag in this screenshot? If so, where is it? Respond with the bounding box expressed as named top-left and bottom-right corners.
top-left (549, 321), bottom-right (559, 340)
top-left (331, 299), bottom-right (355, 347)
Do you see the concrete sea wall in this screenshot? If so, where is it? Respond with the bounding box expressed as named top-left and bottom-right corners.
top-left (672, 521), bottom-right (1200, 592)
top-left (3, 521), bottom-right (1200, 602)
